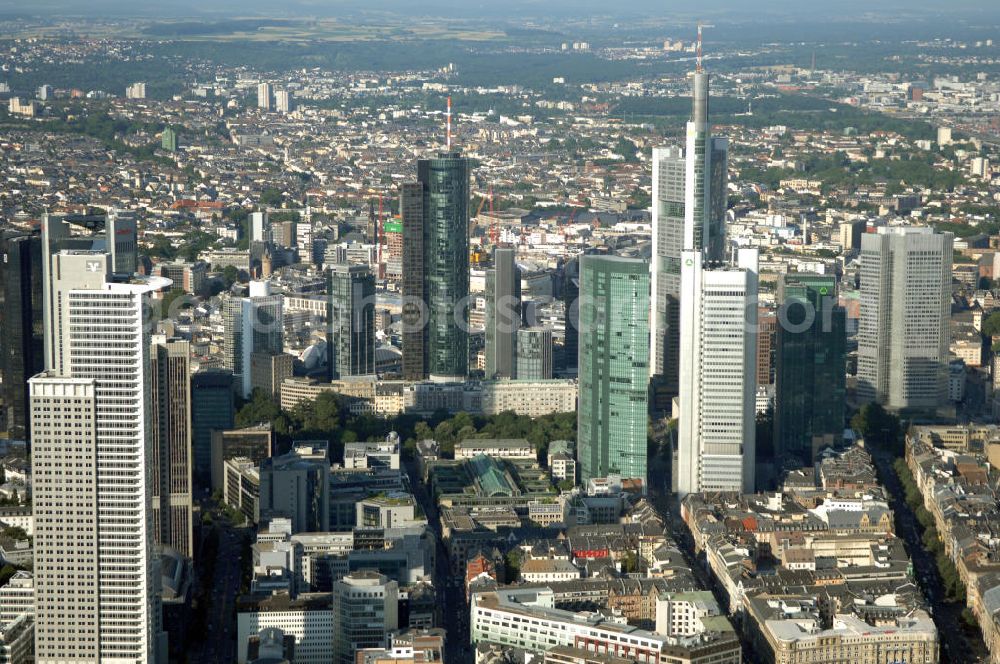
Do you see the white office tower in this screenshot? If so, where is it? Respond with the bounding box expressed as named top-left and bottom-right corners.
top-left (250, 211), bottom-right (270, 244)
top-left (223, 280), bottom-right (284, 398)
top-left (677, 248), bottom-right (758, 498)
top-left (858, 227), bottom-right (953, 411)
top-left (649, 69), bottom-right (728, 396)
top-left (30, 250), bottom-right (169, 662)
top-left (257, 82), bottom-right (273, 111)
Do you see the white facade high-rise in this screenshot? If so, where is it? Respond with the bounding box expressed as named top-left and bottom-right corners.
top-left (857, 226), bottom-right (953, 411)
top-left (30, 250), bottom-right (169, 661)
top-left (677, 248), bottom-right (759, 497)
top-left (257, 82), bottom-right (273, 111)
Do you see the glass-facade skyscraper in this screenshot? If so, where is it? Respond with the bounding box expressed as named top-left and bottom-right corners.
top-left (773, 273), bottom-right (846, 467)
top-left (401, 152), bottom-right (473, 381)
top-left (577, 255), bottom-right (650, 486)
top-left (0, 230), bottom-right (44, 443)
top-left (191, 368), bottom-right (234, 490)
top-left (517, 326), bottom-right (553, 380)
top-left (649, 70), bottom-right (728, 406)
top-left (328, 263), bottom-right (376, 380)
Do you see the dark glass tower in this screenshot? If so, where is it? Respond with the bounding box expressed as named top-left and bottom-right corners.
top-left (402, 152), bottom-right (473, 381)
top-left (484, 246), bottom-right (520, 379)
top-left (328, 263), bottom-right (376, 380)
top-left (559, 257), bottom-right (580, 375)
top-left (774, 273), bottom-right (846, 466)
top-left (400, 183), bottom-right (427, 381)
top-left (191, 369), bottom-right (235, 488)
top-left (0, 231), bottom-right (44, 443)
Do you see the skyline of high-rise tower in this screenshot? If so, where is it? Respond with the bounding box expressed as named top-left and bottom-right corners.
top-left (677, 248), bottom-right (759, 498)
top-left (401, 151), bottom-right (473, 382)
top-left (223, 280), bottom-right (284, 398)
top-left (484, 245), bottom-right (521, 380)
top-left (30, 250), bottom-right (167, 662)
top-left (773, 273), bottom-right (847, 467)
top-left (858, 227), bottom-right (953, 412)
top-left (328, 262), bottom-right (376, 380)
top-left (649, 64), bottom-right (729, 402)
top-left (151, 336), bottom-right (194, 559)
top-left (577, 254), bottom-right (650, 487)
top-left (0, 230), bottom-right (44, 444)
top-left (40, 211), bottom-right (139, 370)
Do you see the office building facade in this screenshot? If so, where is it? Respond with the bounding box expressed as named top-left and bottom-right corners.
top-left (516, 327), bottom-right (554, 380)
top-left (191, 369), bottom-right (235, 488)
top-left (677, 249), bottom-right (758, 497)
top-left (774, 274), bottom-right (846, 466)
top-left (259, 448), bottom-right (331, 534)
top-left (331, 572), bottom-right (399, 664)
top-left (577, 255), bottom-right (650, 486)
top-left (649, 69), bottom-right (729, 399)
top-left (151, 338), bottom-right (194, 558)
top-left (223, 281), bottom-right (284, 398)
top-left (30, 250), bottom-right (167, 661)
top-left (400, 182), bottom-right (427, 381)
top-left (401, 153), bottom-right (473, 381)
top-left (0, 231), bottom-right (43, 443)
top-left (328, 264), bottom-right (376, 380)
top-left (857, 227), bottom-right (953, 412)
top-left (484, 246), bottom-right (520, 379)
top-left (40, 211), bottom-right (139, 368)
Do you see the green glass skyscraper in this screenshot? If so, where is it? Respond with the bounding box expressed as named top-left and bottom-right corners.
top-left (328, 263), bottom-right (376, 380)
top-left (402, 152), bottom-right (473, 381)
top-left (577, 255), bottom-right (650, 486)
top-left (773, 273), bottom-right (846, 466)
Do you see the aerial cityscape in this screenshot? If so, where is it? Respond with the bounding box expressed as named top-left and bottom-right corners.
top-left (0, 0), bottom-right (999, 662)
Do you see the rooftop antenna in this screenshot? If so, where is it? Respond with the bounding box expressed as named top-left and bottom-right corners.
top-left (696, 22), bottom-right (714, 73)
top-left (446, 96), bottom-right (453, 150)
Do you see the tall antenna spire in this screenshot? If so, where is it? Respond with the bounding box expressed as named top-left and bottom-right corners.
top-left (446, 96), bottom-right (452, 150)
top-left (696, 22), bottom-right (714, 73)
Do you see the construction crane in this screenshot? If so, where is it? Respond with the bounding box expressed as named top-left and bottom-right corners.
top-left (486, 186), bottom-right (499, 246)
top-left (696, 22), bottom-right (715, 73)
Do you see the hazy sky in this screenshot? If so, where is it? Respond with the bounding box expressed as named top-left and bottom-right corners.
top-left (7, 0), bottom-right (1000, 20)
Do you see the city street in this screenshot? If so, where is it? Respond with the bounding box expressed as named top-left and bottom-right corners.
top-left (405, 459), bottom-right (470, 662)
top-left (188, 515), bottom-right (248, 663)
top-left (873, 449), bottom-right (989, 664)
